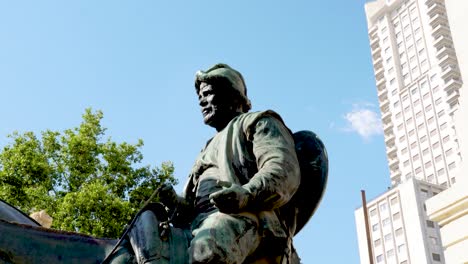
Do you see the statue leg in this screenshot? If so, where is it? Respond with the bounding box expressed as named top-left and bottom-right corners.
top-left (128, 210), bottom-right (170, 264)
top-left (189, 212), bottom-right (261, 264)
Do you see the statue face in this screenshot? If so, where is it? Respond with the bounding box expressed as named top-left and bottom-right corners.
top-left (198, 82), bottom-right (236, 131)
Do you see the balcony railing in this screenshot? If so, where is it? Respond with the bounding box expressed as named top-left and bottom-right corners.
top-left (432, 24), bottom-right (450, 39)
top-left (429, 13), bottom-right (447, 27)
top-left (444, 78), bottom-right (462, 92)
top-left (436, 45), bottom-right (455, 60)
top-left (447, 90), bottom-right (459, 105)
top-left (434, 34), bottom-right (452, 50)
top-left (441, 65), bottom-right (459, 81)
top-left (439, 53), bottom-right (457, 69)
top-left (428, 2), bottom-right (446, 18)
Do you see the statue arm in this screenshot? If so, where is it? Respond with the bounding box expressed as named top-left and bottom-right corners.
top-left (243, 116), bottom-right (300, 210)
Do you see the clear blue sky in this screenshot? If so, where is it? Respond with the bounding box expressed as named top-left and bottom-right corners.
top-left (0, 1), bottom-right (391, 263)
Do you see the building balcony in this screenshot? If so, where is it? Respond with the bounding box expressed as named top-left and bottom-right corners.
top-left (444, 78), bottom-right (462, 92)
top-left (385, 133), bottom-right (395, 145)
top-left (376, 74), bottom-right (386, 87)
top-left (429, 13), bottom-right (447, 27)
top-left (389, 158), bottom-right (399, 170)
top-left (373, 58), bottom-right (383, 71)
top-left (370, 36), bottom-right (379, 50)
top-left (369, 25), bottom-right (378, 37)
top-left (425, 0), bottom-right (443, 7)
top-left (441, 65), bottom-right (459, 81)
top-left (439, 53), bottom-right (457, 69)
top-left (384, 122), bottom-right (393, 134)
top-left (446, 90), bottom-right (460, 105)
top-left (380, 97), bottom-right (390, 111)
top-left (432, 24), bottom-right (450, 39)
top-left (378, 90), bottom-right (388, 102)
top-left (390, 168), bottom-right (401, 180)
top-left (428, 2), bottom-right (446, 17)
top-left (434, 34), bottom-right (452, 50)
top-left (372, 46), bottom-right (382, 60)
top-left (381, 109), bottom-right (391, 120)
top-left (436, 45), bottom-right (455, 60)
top-left (375, 67), bottom-right (385, 80)
top-left (387, 144), bottom-right (397, 156)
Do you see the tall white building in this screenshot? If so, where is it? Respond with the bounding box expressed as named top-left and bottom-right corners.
top-left (355, 179), bottom-right (446, 264)
top-left (355, 0), bottom-right (465, 263)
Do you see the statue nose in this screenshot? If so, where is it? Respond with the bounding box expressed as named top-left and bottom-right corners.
top-left (199, 99), bottom-right (208, 107)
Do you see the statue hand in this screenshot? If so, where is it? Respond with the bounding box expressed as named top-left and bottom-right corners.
top-left (209, 182), bottom-right (252, 213)
top-left (157, 183), bottom-right (178, 208)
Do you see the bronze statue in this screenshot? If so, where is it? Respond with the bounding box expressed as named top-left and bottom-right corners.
top-left (126, 63), bottom-right (328, 264)
top-left (0, 63), bottom-right (327, 264)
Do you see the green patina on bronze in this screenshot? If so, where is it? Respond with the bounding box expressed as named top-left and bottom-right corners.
top-left (0, 64), bottom-right (328, 264)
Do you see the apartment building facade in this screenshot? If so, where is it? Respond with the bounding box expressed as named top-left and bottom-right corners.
top-left (355, 0), bottom-right (465, 263)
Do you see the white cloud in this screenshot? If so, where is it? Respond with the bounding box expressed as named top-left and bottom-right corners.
top-left (344, 104), bottom-right (382, 140)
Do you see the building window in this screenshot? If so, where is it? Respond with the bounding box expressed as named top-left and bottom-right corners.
top-left (401, 261), bottom-right (408, 264)
top-left (380, 203), bottom-right (388, 212)
top-left (393, 212), bottom-right (401, 220)
top-left (432, 253), bottom-right (441, 261)
top-left (402, 147), bottom-right (408, 154)
top-left (423, 92), bottom-right (430, 100)
top-left (415, 167), bottom-right (422, 174)
top-left (396, 112), bottom-right (402, 118)
top-left (435, 98), bottom-right (442, 105)
top-left (383, 217), bottom-right (391, 226)
top-left (421, 135), bottom-right (427, 143)
top-left (428, 116), bottom-right (434, 124)
top-left (425, 161), bottom-right (432, 169)
top-left (376, 254), bottom-right (383, 263)
top-left (395, 228), bottom-right (403, 236)
top-left (408, 129), bottom-right (415, 136)
top-left (443, 135), bottom-right (450, 143)
top-left (433, 141), bottom-right (440, 149)
top-left (370, 208), bottom-right (377, 216)
top-left (418, 123), bottom-right (424, 130)
top-left (411, 141), bottom-right (417, 149)
top-left (412, 154), bottom-right (419, 161)
top-left (438, 110), bottom-right (445, 117)
top-left (373, 224), bottom-right (379, 231)
top-left (423, 148), bottom-right (429, 156)
top-left (425, 104), bottom-right (432, 112)
top-left (391, 197), bottom-right (398, 205)
top-left (404, 160), bottom-right (410, 167)
top-left (445, 148), bottom-right (453, 157)
top-left (398, 244), bottom-right (406, 253)
top-left (435, 155), bottom-right (442, 163)
top-left (430, 129), bottom-right (437, 137)
top-left (440, 122), bottom-right (447, 130)
top-left (384, 233), bottom-right (392, 242)
top-left (430, 236), bottom-right (438, 245)
top-left (415, 110), bottom-right (422, 118)
top-left (427, 220), bottom-right (435, 228)
top-left (400, 136), bottom-right (406, 143)
top-left (398, 124), bottom-right (404, 131)
top-left (437, 168), bottom-right (445, 176)
top-left (406, 117), bottom-right (413, 124)
top-left (448, 162), bottom-right (456, 170)
top-left (427, 174), bottom-right (434, 182)
top-left (374, 238), bottom-right (382, 247)
top-left (387, 249), bottom-right (395, 258)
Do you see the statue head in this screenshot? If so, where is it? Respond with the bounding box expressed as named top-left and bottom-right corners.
top-left (195, 64), bottom-right (252, 131)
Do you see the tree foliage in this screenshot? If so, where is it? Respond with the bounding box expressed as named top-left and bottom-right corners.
top-left (0, 109), bottom-right (176, 237)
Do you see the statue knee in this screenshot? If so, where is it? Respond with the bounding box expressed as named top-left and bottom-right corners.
top-left (189, 236), bottom-right (227, 264)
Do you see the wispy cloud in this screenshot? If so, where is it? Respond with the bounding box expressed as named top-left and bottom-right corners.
top-left (343, 103), bottom-right (382, 141)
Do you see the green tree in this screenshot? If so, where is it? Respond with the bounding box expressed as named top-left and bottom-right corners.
top-left (0, 108), bottom-right (176, 237)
